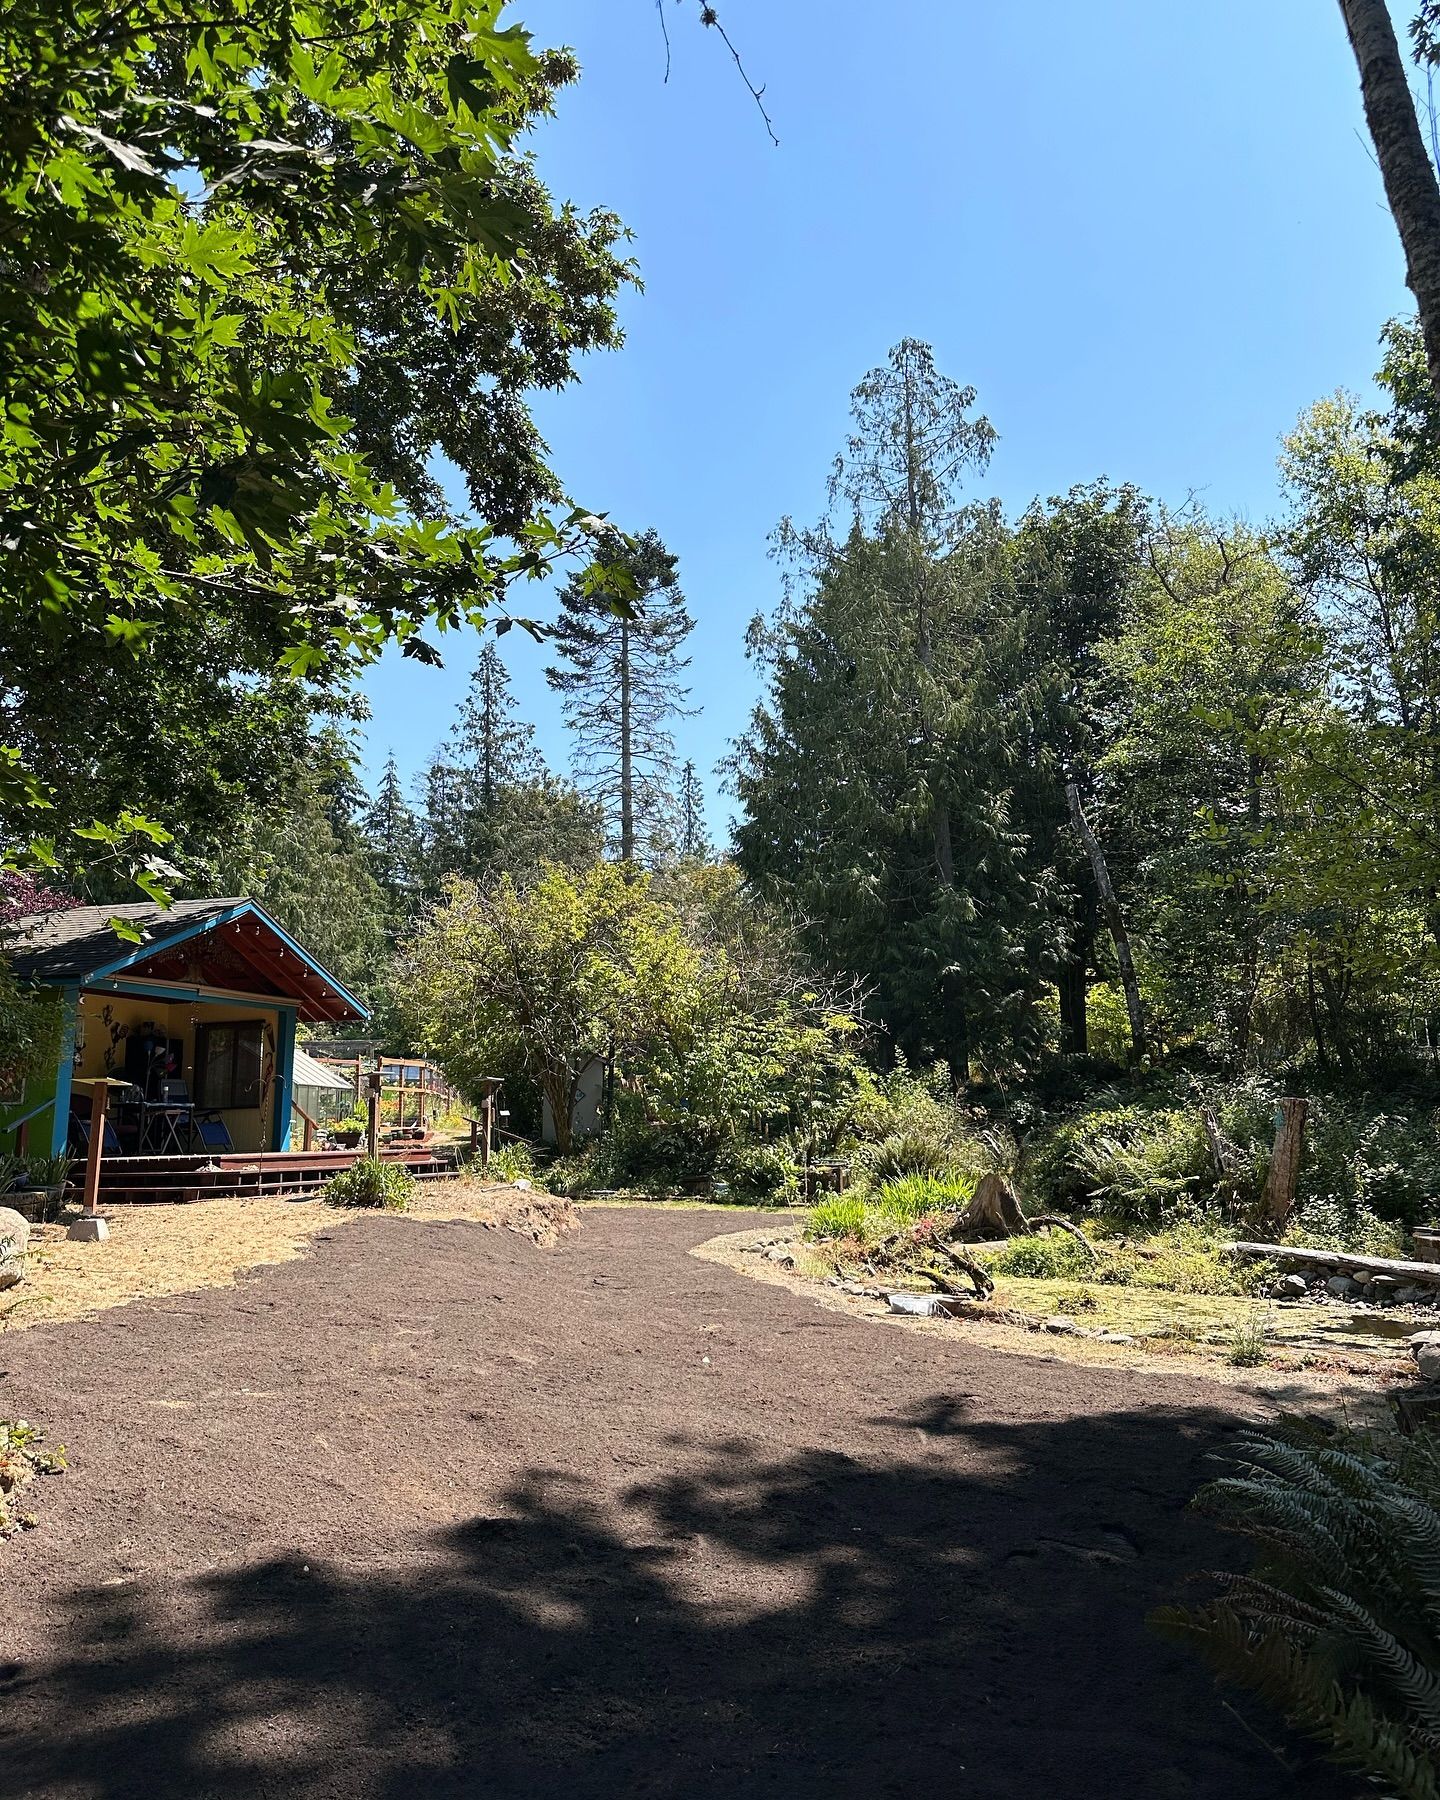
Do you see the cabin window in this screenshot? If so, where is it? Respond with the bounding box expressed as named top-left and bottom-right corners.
top-left (195, 1021), bottom-right (265, 1110)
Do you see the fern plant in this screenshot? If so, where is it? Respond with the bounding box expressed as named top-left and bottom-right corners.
top-left (1155, 1421), bottom-right (1440, 1798)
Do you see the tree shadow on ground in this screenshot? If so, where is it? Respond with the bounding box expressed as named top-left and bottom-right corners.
top-left (1, 1399), bottom-right (1344, 1800)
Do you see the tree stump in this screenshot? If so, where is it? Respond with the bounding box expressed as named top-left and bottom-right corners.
top-left (1260, 1097), bottom-right (1308, 1229)
top-left (958, 1172), bottom-right (1030, 1237)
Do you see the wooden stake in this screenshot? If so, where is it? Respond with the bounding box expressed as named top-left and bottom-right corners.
top-left (366, 1073), bottom-right (381, 1159)
top-left (81, 1082), bottom-right (108, 1217)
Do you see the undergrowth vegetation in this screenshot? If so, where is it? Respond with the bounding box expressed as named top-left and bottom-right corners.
top-left (0, 1419), bottom-right (64, 1537)
top-left (1156, 1422), bottom-right (1440, 1798)
top-left (323, 1158), bottom-right (415, 1212)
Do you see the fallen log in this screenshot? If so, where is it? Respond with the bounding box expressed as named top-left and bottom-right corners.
top-left (1226, 1242), bottom-right (1440, 1287)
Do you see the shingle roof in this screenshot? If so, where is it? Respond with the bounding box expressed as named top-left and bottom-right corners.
top-left (3, 899), bottom-right (246, 984)
top-left (0, 898), bottom-right (368, 1024)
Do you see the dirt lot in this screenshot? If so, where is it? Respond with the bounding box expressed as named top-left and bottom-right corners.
top-left (0, 1205), bottom-right (1351, 1799)
top-left (0, 1181), bottom-right (573, 1333)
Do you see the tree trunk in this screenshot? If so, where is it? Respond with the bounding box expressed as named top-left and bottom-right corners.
top-left (1339, 0), bottom-right (1440, 404)
top-left (1057, 954), bottom-right (1089, 1055)
top-left (1065, 781), bottom-right (1146, 1061)
top-left (619, 619), bottom-right (633, 863)
top-left (1260, 1097), bottom-right (1308, 1230)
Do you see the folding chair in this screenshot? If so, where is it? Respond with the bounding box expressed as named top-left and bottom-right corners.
top-left (193, 1114), bottom-right (234, 1152)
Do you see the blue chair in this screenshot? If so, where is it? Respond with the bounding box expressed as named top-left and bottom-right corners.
top-left (71, 1114), bottom-right (123, 1156)
top-left (194, 1114), bottom-right (234, 1152)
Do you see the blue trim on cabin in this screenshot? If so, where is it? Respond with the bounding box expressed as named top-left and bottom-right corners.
top-left (52, 986), bottom-right (78, 1156)
top-left (80, 900), bottom-right (370, 1022)
top-left (273, 1007), bottom-right (296, 1150)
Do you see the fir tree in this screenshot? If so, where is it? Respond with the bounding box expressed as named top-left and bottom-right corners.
top-left (677, 760), bottom-right (712, 861)
top-left (452, 641), bottom-right (541, 813)
top-left (362, 751), bottom-right (423, 916)
top-left (546, 529), bottom-right (694, 863)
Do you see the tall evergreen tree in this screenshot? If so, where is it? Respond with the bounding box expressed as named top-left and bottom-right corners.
top-left (677, 760), bottom-right (712, 861)
top-left (546, 529), bottom-right (695, 863)
top-left (363, 752), bottom-right (423, 917)
top-left (453, 643), bottom-right (542, 814)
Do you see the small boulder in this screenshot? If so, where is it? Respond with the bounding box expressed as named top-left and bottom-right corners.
top-left (0, 1206), bottom-right (29, 1291)
top-left (1397, 1285), bottom-right (1428, 1306)
top-left (1326, 1275), bottom-right (1358, 1299)
top-left (1417, 1345), bottom-right (1440, 1384)
top-left (1275, 1274), bottom-right (1310, 1299)
top-left (1409, 1329), bottom-right (1440, 1351)
top-left (1042, 1315), bottom-right (1082, 1336)
top-left (1369, 1275), bottom-right (1402, 1301)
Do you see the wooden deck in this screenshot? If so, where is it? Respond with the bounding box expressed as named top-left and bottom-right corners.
top-left (85, 1144), bottom-right (461, 1204)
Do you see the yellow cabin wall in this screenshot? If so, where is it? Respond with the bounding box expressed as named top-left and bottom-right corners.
top-left (75, 991), bottom-right (282, 1153)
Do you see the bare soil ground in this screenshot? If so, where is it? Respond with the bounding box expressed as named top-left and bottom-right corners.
top-left (0, 1205), bottom-right (1351, 1799)
top-left (0, 1181), bottom-right (575, 1333)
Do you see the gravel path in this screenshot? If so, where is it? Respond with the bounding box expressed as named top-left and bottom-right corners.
top-left (0, 1207), bottom-right (1342, 1799)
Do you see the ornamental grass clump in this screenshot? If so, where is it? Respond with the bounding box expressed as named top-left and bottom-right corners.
top-left (870, 1172), bottom-right (977, 1223)
top-left (323, 1158), bottom-right (414, 1212)
top-left (1156, 1422), bottom-right (1440, 1799)
top-left (804, 1196), bottom-right (868, 1243)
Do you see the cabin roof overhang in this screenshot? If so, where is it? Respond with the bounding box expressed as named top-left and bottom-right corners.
top-left (3, 898), bottom-right (368, 1025)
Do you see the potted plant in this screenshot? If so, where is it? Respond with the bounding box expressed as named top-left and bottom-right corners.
top-left (329, 1112), bottom-right (367, 1150)
top-left (5, 1154), bottom-right (72, 1224)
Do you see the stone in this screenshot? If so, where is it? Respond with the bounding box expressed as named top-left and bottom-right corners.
top-left (1326, 1275), bottom-right (1358, 1299)
top-left (1409, 1329), bottom-right (1440, 1351)
top-left (1276, 1274), bottom-right (1310, 1299)
top-left (66, 1215), bottom-right (109, 1243)
top-left (1042, 1315), bottom-right (1082, 1335)
top-left (0, 1205), bottom-right (29, 1289)
top-left (1369, 1275), bottom-right (1402, 1299)
top-left (765, 1247), bottom-right (795, 1267)
top-left (1417, 1345), bottom-right (1440, 1384)
top-left (1397, 1285), bottom-right (1428, 1306)
top-left (1351, 1269), bottom-right (1373, 1287)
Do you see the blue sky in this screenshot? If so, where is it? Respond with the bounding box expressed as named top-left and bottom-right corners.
top-left (360, 0), bottom-right (1413, 841)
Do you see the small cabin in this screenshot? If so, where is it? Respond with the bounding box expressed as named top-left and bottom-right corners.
top-left (0, 897), bottom-right (368, 1160)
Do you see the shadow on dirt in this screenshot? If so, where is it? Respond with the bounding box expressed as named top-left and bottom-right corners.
top-left (0, 1400), bottom-right (1343, 1800)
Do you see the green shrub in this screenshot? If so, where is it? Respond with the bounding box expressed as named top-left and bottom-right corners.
top-left (323, 1157), bottom-right (414, 1212)
top-left (871, 1171), bottom-right (977, 1222)
top-left (1283, 1195), bottom-right (1406, 1258)
top-left (855, 1131), bottom-right (958, 1185)
top-left (985, 1230), bottom-right (1096, 1281)
top-left (803, 1196), bottom-right (868, 1242)
top-left (1156, 1422), bottom-right (1440, 1797)
top-left (488, 1142), bottom-right (536, 1182)
top-left (718, 1140), bottom-right (797, 1203)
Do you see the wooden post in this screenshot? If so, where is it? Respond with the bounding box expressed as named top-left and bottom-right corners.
top-left (1261, 1097), bottom-right (1308, 1229)
top-left (354, 1057), bottom-right (363, 1107)
top-left (418, 1070), bottom-right (427, 1132)
top-left (469, 1116), bottom-right (480, 1158)
top-left (82, 1081), bottom-right (108, 1217)
top-left (481, 1090), bottom-right (493, 1173)
top-left (366, 1071), bottom-right (381, 1159)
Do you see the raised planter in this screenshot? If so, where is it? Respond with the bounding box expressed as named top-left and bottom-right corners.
top-left (1414, 1228), bottom-right (1440, 1264)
